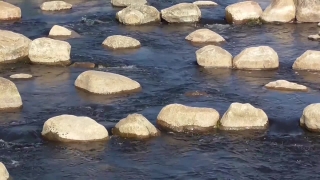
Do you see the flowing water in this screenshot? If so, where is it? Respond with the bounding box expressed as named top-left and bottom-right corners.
top-left (1, 0), bottom-right (320, 179)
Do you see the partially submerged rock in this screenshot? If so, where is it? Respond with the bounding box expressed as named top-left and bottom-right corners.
top-left (225, 1), bottom-right (262, 24)
top-left (0, 30), bottom-right (31, 63)
top-left (295, 0), bottom-right (320, 22)
top-left (102, 35), bottom-right (141, 49)
top-left (40, 1), bottom-right (72, 11)
top-left (0, 77), bottom-right (23, 110)
top-left (308, 34), bottom-right (320, 41)
top-left (185, 29), bottom-right (225, 43)
top-left (293, 50), bottom-right (320, 71)
top-left (28, 37), bottom-right (71, 65)
top-left (0, 162), bottom-right (9, 180)
top-left (219, 103), bottom-right (268, 130)
top-left (265, 80), bottom-right (308, 92)
top-left (113, 114), bottom-right (160, 139)
top-left (42, 114), bottom-right (109, 142)
top-left (10, 73), bottom-right (33, 79)
top-left (233, 46), bottom-right (279, 70)
top-left (161, 3), bottom-right (201, 23)
top-left (116, 5), bottom-right (160, 25)
top-left (111, 0), bottom-right (147, 7)
top-left (157, 103), bottom-right (220, 132)
top-left (185, 91), bottom-right (208, 97)
top-left (300, 103), bottom-right (320, 132)
top-left (196, 45), bottom-right (232, 68)
top-left (261, 0), bottom-right (296, 23)
top-left (0, 1), bottom-right (21, 20)
top-left (75, 70), bottom-right (141, 95)
top-left (193, 1), bottom-right (218, 6)
top-left (70, 62), bottom-right (95, 69)
top-left (49, 25), bottom-right (79, 38)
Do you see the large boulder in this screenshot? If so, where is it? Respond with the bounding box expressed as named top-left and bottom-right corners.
top-left (0, 30), bottom-right (31, 63)
top-left (261, 0), bottom-right (296, 23)
top-left (196, 45), bottom-right (232, 68)
top-left (116, 5), bottom-right (160, 25)
top-left (225, 1), bottom-right (263, 24)
top-left (295, 0), bottom-right (320, 22)
top-left (300, 104), bottom-right (320, 132)
top-left (293, 50), bottom-right (320, 71)
top-left (161, 3), bottom-right (201, 23)
top-left (0, 1), bottom-right (21, 20)
top-left (111, 0), bottom-right (147, 7)
top-left (75, 70), bottom-right (141, 94)
top-left (102, 35), bottom-right (141, 49)
top-left (185, 29), bottom-right (225, 43)
top-left (265, 80), bottom-right (308, 92)
top-left (0, 162), bottom-right (9, 180)
top-left (42, 115), bottom-right (109, 142)
top-left (193, 1), bottom-right (218, 7)
top-left (28, 37), bottom-right (71, 65)
top-left (233, 46), bottom-right (279, 70)
top-left (219, 103), bottom-right (268, 130)
top-left (157, 103), bottom-right (220, 132)
top-left (40, 1), bottom-right (72, 11)
top-left (113, 114), bottom-right (160, 139)
top-left (49, 25), bottom-right (79, 38)
top-left (0, 77), bottom-right (22, 110)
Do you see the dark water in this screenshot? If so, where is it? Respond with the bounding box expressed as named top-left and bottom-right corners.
top-left (1, 0), bottom-right (320, 179)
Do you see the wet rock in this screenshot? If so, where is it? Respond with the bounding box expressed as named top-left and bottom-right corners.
top-left (75, 70), bottom-right (141, 94)
top-left (28, 37), bottom-right (71, 65)
top-left (185, 91), bottom-right (208, 97)
top-left (161, 3), bottom-right (201, 23)
top-left (233, 46), bottom-right (279, 70)
top-left (40, 1), bottom-right (72, 11)
top-left (0, 162), bottom-right (9, 180)
top-left (49, 25), bottom-right (79, 38)
top-left (185, 28), bottom-right (225, 43)
top-left (0, 30), bottom-right (31, 63)
top-left (0, 77), bottom-right (22, 110)
top-left (293, 50), bottom-right (320, 71)
top-left (42, 114), bottom-right (109, 142)
top-left (102, 35), bottom-right (141, 49)
top-left (193, 1), bottom-right (218, 6)
top-left (261, 0), bottom-right (296, 23)
top-left (225, 1), bottom-right (263, 24)
top-left (0, 1), bottom-right (21, 20)
top-left (157, 103), bottom-right (220, 132)
top-left (308, 34), bottom-right (320, 41)
top-left (70, 62), bottom-right (95, 69)
top-left (265, 80), bottom-right (308, 92)
top-left (300, 104), bottom-right (320, 132)
top-left (10, 73), bottom-right (33, 79)
top-left (196, 45), bottom-right (232, 68)
top-left (116, 5), bottom-right (160, 25)
top-left (112, 114), bottom-right (160, 139)
top-left (295, 0), bottom-right (320, 22)
top-left (219, 103), bottom-right (268, 130)
top-left (111, 0), bottom-right (147, 7)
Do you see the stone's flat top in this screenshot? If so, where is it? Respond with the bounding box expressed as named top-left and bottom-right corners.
top-left (193, 1), bottom-right (218, 6)
top-left (10, 73), bottom-right (33, 79)
top-left (265, 80), bottom-right (308, 92)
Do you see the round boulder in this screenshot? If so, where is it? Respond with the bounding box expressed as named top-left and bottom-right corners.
top-left (113, 114), bottom-right (160, 139)
top-left (40, 1), bottom-right (72, 11)
top-left (28, 37), bottom-right (71, 65)
top-left (185, 29), bottom-right (225, 43)
top-left (265, 80), bottom-right (308, 92)
top-left (116, 5), bottom-right (160, 25)
top-left (233, 46), bottom-right (279, 70)
top-left (219, 103), bottom-right (268, 130)
top-left (0, 1), bottom-right (21, 20)
top-left (225, 1), bottom-right (262, 24)
top-left (296, 0), bottom-right (320, 22)
top-left (157, 103), bottom-right (220, 132)
top-left (0, 77), bottom-right (22, 110)
top-left (0, 162), bottom-right (9, 180)
top-left (102, 35), bottom-right (141, 49)
top-left (261, 0), bottom-right (296, 23)
top-left (300, 104), bottom-right (320, 132)
top-left (49, 25), bottom-right (79, 38)
top-left (0, 30), bottom-right (31, 63)
top-left (292, 50), bottom-right (320, 71)
top-left (42, 115), bottom-right (109, 142)
top-left (193, 1), bottom-right (218, 6)
top-left (10, 73), bottom-right (33, 79)
top-left (111, 0), bottom-right (147, 7)
top-left (196, 45), bottom-right (232, 68)
top-left (75, 70), bottom-right (141, 94)
top-left (161, 3), bottom-right (201, 23)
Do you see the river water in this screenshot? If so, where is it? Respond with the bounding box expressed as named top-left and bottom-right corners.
top-left (1, 0), bottom-right (320, 179)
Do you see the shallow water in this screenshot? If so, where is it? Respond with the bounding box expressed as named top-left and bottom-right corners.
top-left (1, 0), bottom-right (320, 179)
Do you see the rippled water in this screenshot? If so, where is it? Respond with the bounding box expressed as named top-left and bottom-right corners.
top-left (1, 0), bottom-right (320, 179)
